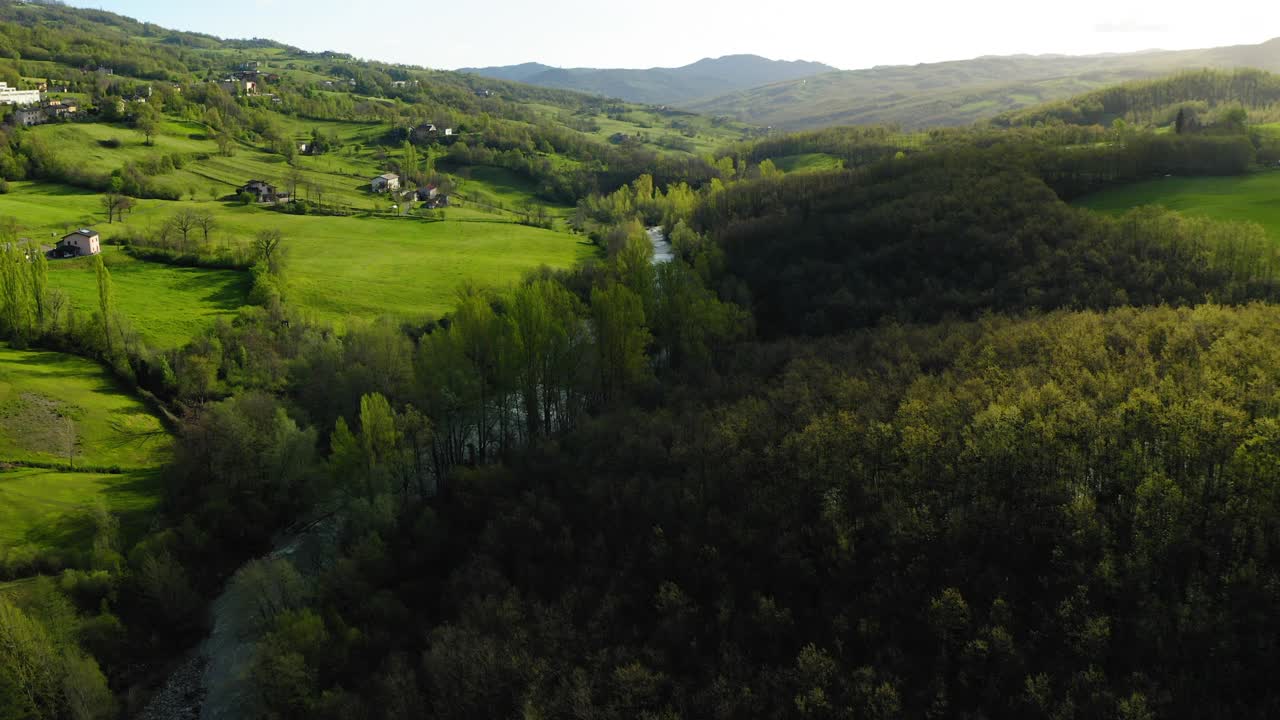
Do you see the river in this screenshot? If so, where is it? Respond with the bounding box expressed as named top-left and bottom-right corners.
top-left (142, 231), bottom-right (674, 719)
top-left (648, 226), bottom-right (674, 264)
top-left (139, 517), bottom-right (339, 720)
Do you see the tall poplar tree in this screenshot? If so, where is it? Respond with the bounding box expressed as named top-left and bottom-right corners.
top-left (93, 254), bottom-right (115, 355)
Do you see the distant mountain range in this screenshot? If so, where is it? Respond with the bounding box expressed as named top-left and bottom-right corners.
top-left (459, 54), bottom-right (837, 106)
top-left (686, 38), bottom-right (1280, 130)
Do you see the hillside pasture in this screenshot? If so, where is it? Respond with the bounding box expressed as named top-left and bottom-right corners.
top-left (0, 468), bottom-right (160, 563)
top-left (47, 249), bottom-right (251, 349)
top-left (28, 119), bottom-right (392, 208)
top-left (268, 215), bottom-right (597, 323)
top-left (1076, 171), bottom-right (1280, 238)
top-left (0, 344), bottom-right (169, 571)
top-left (57, 202), bottom-right (593, 326)
top-left (771, 153), bottom-right (844, 173)
top-left (0, 180), bottom-right (590, 336)
top-left (0, 345), bottom-right (169, 471)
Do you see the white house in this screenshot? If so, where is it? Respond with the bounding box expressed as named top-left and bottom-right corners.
top-left (372, 173), bottom-right (401, 193)
top-left (56, 229), bottom-right (101, 257)
top-left (219, 78), bottom-right (257, 96)
top-left (0, 82), bottom-right (40, 105)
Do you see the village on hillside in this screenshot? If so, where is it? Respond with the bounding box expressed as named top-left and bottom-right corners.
top-left (0, 62), bottom-right (460, 217)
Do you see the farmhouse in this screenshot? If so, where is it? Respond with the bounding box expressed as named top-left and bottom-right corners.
top-left (219, 78), bottom-right (257, 96)
top-left (0, 82), bottom-right (40, 105)
top-left (240, 180), bottom-right (288, 203)
top-left (372, 173), bottom-right (401, 193)
top-left (13, 99), bottom-right (78, 126)
top-left (13, 107), bottom-right (43, 126)
top-left (55, 229), bottom-right (101, 258)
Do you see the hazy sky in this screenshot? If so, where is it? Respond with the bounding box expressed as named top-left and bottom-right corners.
top-left (67, 1), bottom-right (1280, 70)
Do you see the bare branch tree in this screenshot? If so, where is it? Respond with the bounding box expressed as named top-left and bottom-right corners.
top-left (171, 209), bottom-right (199, 250)
top-left (195, 211), bottom-right (216, 245)
top-left (100, 193), bottom-right (124, 223)
top-left (253, 229), bottom-right (284, 264)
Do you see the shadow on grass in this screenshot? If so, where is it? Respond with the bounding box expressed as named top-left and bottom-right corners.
top-left (102, 469), bottom-right (164, 543)
top-left (1, 350), bottom-right (97, 377)
top-left (23, 507), bottom-right (94, 555)
top-left (21, 469), bottom-right (163, 555)
top-left (169, 269), bottom-right (253, 309)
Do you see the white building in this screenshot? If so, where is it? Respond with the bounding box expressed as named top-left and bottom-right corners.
top-left (372, 173), bottom-right (401, 193)
top-left (0, 82), bottom-right (40, 105)
top-left (56, 229), bottom-right (101, 257)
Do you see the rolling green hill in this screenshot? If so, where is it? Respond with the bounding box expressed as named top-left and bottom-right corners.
top-left (0, 0), bottom-right (763, 350)
top-left (460, 55), bottom-right (836, 106)
top-left (689, 38), bottom-right (1280, 130)
top-left (992, 69), bottom-right (1280, 128)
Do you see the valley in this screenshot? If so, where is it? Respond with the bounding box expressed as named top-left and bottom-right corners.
top-left (3, 2), bottom-right (1280, 719)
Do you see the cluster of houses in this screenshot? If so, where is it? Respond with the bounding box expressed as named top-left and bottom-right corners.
top-left (0, 78), bottom-right (86, 127)
top-left (370, 173), bottom-right (450, 208)
top-left (418, 123), bottom-right (453, 137)
top-left (14, 99), bottom-right (78, 127)
top-left (219, 77), bottom-right (258, 96)
top-left (219, 64), bottom-right (281, 97)
top-left (236, 175), bottom-right (448, 209)
top-left (416, 183), bottom-right (449, 208)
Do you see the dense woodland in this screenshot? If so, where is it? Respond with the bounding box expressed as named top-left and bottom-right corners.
top-left (7, 3), bottom-right (1280, 719)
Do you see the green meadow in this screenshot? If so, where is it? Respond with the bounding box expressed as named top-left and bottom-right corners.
top-left (525, 102), bottom-right (753, 156)
top-left (772, 153), bottom-right (844, 173)
top-left (0, 182), bottom-right (595, 337)
top-left (0, 468), bottom-right (160, 555)
top-left (46, 249), bottom-right (251, 349)
top-left (29, 118), bottom-right (391, 208)
top-left (268, 215), bottom-right (597, 322)
top-left (0, 345), bottom-right (169, 470)
top-left (1076, 171), bottom-right (1280, 238)
top-left (0, 345), bottom-right (168, 566)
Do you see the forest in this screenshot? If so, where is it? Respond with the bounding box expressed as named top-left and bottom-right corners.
top-left (5, 2), bottom-right (1280, 718)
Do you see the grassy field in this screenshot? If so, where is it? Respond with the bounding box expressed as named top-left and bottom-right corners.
top-left (275, 215), bottom-right (597, 322)
top-left (29, 119), bottom-right (393, 209)
top-left (47, 248), bottom-right (251, 349)
top-left (0, 468), bottom-right (160, 553)
top-left (525, 102), bottom-right (752, 156)
top-left (0, 345), bottom-right (169, 470)
top-left (772, 153), bottom-right (844, 173)
top-left (2, 105), bottom-right (595, 343)
top-left (1076, 171), bottom-right (1280, 238)
top-left (448, 165), bottom-right (572, 217)
top-left (0, 344), bottom-right (168, 567)
top-left (0, 181), bottom-right (593, 336)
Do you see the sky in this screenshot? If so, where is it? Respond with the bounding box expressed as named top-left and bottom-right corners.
top-left (66, 0), bottom-right (1280, 71)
